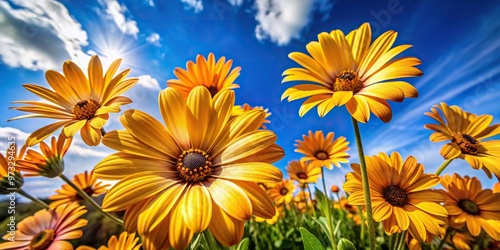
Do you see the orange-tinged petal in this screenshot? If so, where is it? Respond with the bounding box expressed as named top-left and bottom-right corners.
top-left (159, 87), bottom-right (190, 149)
top-left (317, 91), bottom-right (353, 117)
top-left (208, 202), bottom-right (245, 247)
top-left (26, 120), bottom-right (68, 146)
top-left (62, 120), bottom-right (86, 137)
top-left (186, 86), bottom-right (212, 149)
top-left (363, 96), bottom-right (392, 123)
top-left (88, 113), bottom-right (109, 129)
top-left (215, 162), bottom-right (283, 183)
top-left (102, 130), bottom-right (169, 161)
top-left (231, 180), bottom-right (276, 219)
top-left (102, 172), bottom-right (178, 211)
top-left (441, 143), bottom-right (462, 159)
top-left (81, 123), bottom-right (101, 146)
top-left (205, 178), bottom-right (252, 221)
top-left (168, 203), bottom-right (194, 250)
top-left (346, 95), bottom-right (370, 122)
top-left (94, 152), bottom-right (174, 180)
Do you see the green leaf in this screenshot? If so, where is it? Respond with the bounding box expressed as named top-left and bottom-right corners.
top-left (338, 238), bottom-right (356, 250)
top-left (315, 188), bottom-right (330, 216)
top-left (236, 238), bottom-right (249, 250)
top-left (312, 216), bottom-right (332, 244)
top-left (300, 227), bottom-right (325, 250)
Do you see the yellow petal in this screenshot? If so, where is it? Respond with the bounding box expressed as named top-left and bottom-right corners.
top-left (346, 22), bottom-right (371, 65)
top-left (101, 130), bottom-right (168, 161)
top-left (215, 162), bottom-right (283, 183)
top-left (218, 130), bottom-right (276, 165)
top-left (346, 95), bottom-right (370, 123)
top-left (159, 87), bottom-right (190, 149)
top-left (186, 86), bottom-right (212, 149)
top-left (363, 96), bottom-right (392, 123)
top-left (62, 120), bottom-right (87, 137)
top-left (182, 183), bottom-right (212, 232)
top-left (93, 152), bottom-right (174, 180)
top-left (63, 60), bottom-right (90, 100)
top-left (89, 55), bottom-right (104, 101)
top-left (317, 91), bottom-right (353, 117)
top-left (208, 202), bottom-right (245, 247)
top-left (81, 123), bottom-right (101, 146)
top-left (26, 120), bottom-right (68, 146)
top-left (205, 178), bottom-right (252, 221)
top-left (102, 172), bottom-right (177, 211)
top-left (203, 89), bottom-right (234, 150)
top-left (120, 109), bottom-right (180, 159)
top-left (232, 180), bottom-right (276, 219)
top-left (440, 143), bottom-right (462, 159)
top-left (168, 203), bottom-right (194, 250)
top-left (88, 113), bottom-right (109, 129)
top-left (298, 94), bottom-right (330, 117)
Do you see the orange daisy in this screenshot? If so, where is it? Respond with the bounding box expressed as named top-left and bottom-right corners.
top-left (0, 203), bottom-right (87, 250)
top-left (76, 231), bottom-right (141, 250)
top-left (267, 179), bottom-right (295, 206)
top-left (49, 170), bottom-right (110, 208)
top-left (231, 103), bottom-right (272, 129)
top-left (286, 160), bottom-right (321, 185)
top-left (0, 143), bottom-right (26, 194)
top-left (295, 130), bottom-right (350, 169)
top-left (167, 53), bottom-right (241, 98)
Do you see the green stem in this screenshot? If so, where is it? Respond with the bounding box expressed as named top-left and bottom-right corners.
top-left (306, 184), bottom-right (317, 219)
top-left (17, 188), bottom-right (49, 209)
top-left (321, 168), bottom-right (337, 249)
top-left (436, 229), bottom-right (452, 250)
top-left (435, 158), bottom-right (454, 176)
top-left (395, 230), bottom-right (407, 250)
top-left (351, 117), bottom-right (376, 250)
top-left (59, 174), bottom-right (123, 225)
top-left (203, 230), bottom-right (220, 250)
top-left (357, 205), bottom-right (366, 243)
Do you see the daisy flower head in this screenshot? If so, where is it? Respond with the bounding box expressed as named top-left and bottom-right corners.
top-left (295, 130), bottom-right (350, 169)
top-left (10, 55), bottom-right (138, 146)
top-left (281, 22), bottom-right (421, 122)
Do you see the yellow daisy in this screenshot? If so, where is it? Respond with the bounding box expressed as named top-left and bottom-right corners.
top-left (16, 133), bottom-right (72, 178)
top-left (0, 203), bottom-right (87, 250)
top-left (424, 102), bottom-right (500, 178)
top-left (295, 130), bottom-right (349, 169)
top-left (167, 53), bottom-right (241, 98)
top-left (231, 103), bottom-right (272, 129)
top-left (9, 55), bottom-right (139, 146)
top-left (0, 144), bottom-right (26, 194)
top-left (440, 174), bottom-right (500, 240)
top-left (94, 86), bottom-right (284, 249)
top-left (343, 152), bottom-right (447, 242)
top-left (281, 22), bottom-right (421, 122)
top-left (76, 232), bottom-right (141, 250)
top-left (294, 190), bottom-right (314, 213)
top-left (286, 160), bottom-right (321, 185)
top-left (448, 231), bottom-right (474, 250)
top-left (49, 170), bottom-right (110, 208)
top-left (267, 179), bottom-right (295, 206)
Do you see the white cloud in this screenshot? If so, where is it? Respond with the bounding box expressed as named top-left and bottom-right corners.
top-left (253, 0), bottom-right (333, 45)
top-left (137, 75), bottom-right (161, 90)
top-left (146, 32), bottom-right (161, 46)
top-left (100, 0), bottom-right (139, 37)
top-left (147, 0), bottom-right (155, 7)
top-left (180, 0), bottom-right (203, 13)
top-left (0, 0), bottom-right (88, 70)
top-left (227, 0), bottom-right (243, 6)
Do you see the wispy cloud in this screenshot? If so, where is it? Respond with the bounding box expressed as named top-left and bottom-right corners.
top-left (136, 75), bottom-right (161, 91)
top-left (99, 0), bottom-right (139, 37)
top-left (180, 0), bottom-right (203, 13)
top-left (253, 0), bottom-right (333, 45)
top-left (146, 32), bottom-right (161, 46)
top-left (0, 0), bottom-right (88, 70)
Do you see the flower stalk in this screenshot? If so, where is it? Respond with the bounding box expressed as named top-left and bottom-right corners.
top-left (17, 188), bottom-right (49, 209)
top-left (59, 173), bottom-right (123, 225)
top-left (435, 158), bottom-right (454, 176)
top-left (351, 117), bottom-right (376, 249)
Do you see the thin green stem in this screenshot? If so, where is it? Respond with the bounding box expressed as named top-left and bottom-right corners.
top-left (436, 229), bottom-right (452, 250)
top-left (17, 188), bottom-right (49, 209)
top-left (59, 173), bottom-right (123, 225)
top-left (395, 230), bottom-right (407, 250)
top-left (351, 117), bottom-right (376, 250)
top-left (306, 184), bottom-right (317, 219)
top-left (357, 205), bottom-right (366, 243)
top-left (435, 158), bottom-right (454, 176)
top-left (321, 168), bottom-right (337, 250)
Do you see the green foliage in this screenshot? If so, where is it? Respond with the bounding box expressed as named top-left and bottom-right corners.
top-left (300, 227), bottom-right (325, 250)
top-left (338, 238), bottom-right (356, 250)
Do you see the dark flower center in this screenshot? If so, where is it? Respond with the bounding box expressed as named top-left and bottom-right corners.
top-left (383, 185), bottom-right (408, 207)
top-left (333, 70), bottom-right (363, 92)
top-left (72, 100), bottom-right (99, 120)
top-left (315, 151), bottom-right (329, 160)
top-left (452, 134), bottom-right (481, 155)
top-left (297, 172), bottom-right (308, 179)
top-left (76, 186), bottom-right (94, 201)
top-left (29, 229), bottom-right (55, 250)
top-left (280, 187), bottom-right (289, 196)
top-left (177, 149), bottom-right (213, 182)
top-left (205, 86), bottom-right (219, 97)
top-left (458, 199), bottom-right (480, 215)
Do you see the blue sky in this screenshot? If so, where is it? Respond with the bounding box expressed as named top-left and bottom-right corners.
top-left (1, 0), bottom-right (499, 199)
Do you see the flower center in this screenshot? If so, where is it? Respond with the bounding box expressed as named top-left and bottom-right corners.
top-left (383, 185), bottom-right (408, 207)
top-left (333, 70), bottom-right (363, 92)
top-left (297, 172), bottom-right (308, 179)
top-left (29, 229), bottom-right (55, 250)
top-left (280, 187), bottom-right (289, 195)
top-left (205, 86), bottom-right (219, 97)
top-left (452, 134), bottom-right (480, 155)
top-left (315, 151), bottom-right (329, 160)
top-left (72, 100), bottom-right (99, 120)
top-left (177, 149), bottom-right (213, 182)
top-left (458, 199), bottom-right (480, 215)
